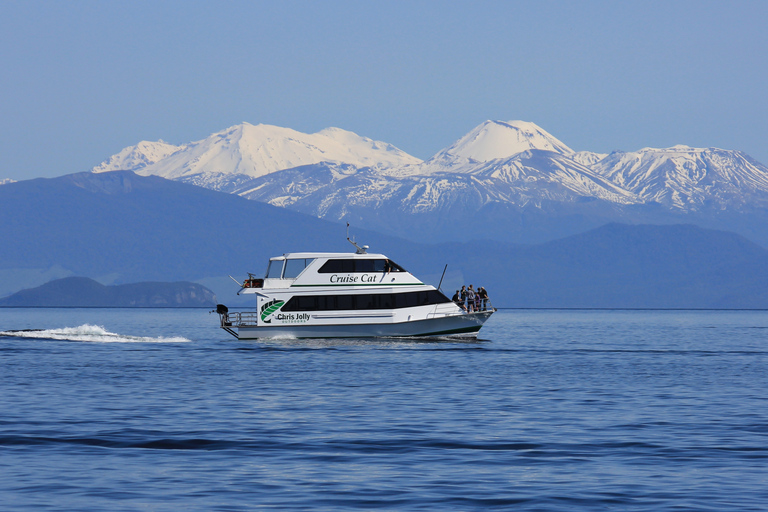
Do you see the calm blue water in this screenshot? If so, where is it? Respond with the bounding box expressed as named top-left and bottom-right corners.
top-left (1, 308), bottom-right (767, 511)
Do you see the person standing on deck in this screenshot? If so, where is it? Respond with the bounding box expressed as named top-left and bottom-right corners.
top-left (478, 287), bottom-right (488, 311)
top-left (452, 290), bottom-right (466, 311)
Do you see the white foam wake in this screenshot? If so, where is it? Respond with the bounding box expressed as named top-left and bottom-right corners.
top-left (0, 324), bottom-right (190, 343)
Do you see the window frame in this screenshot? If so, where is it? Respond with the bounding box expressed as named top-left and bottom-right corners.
top-left (317, 258), bottom-right (407, 274)
top-left (280, 290), bottom-right (451, 312)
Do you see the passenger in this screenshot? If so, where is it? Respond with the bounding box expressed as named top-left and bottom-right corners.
top-left (452, 290), bottom-right (466, 311)
top-left (467, 285), bottom-right (476, 312)
top-left (478, 286), bottom-right (488, 311)
top-left (460, 285), bottom-right (467, 311)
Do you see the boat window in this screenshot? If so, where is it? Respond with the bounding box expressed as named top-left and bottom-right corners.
top-left (318, 259), bottom-right (354, 273)
top-left (266, 260), bottom-right (284, 279)
top-left (335, 294), bottom-right (354, 310)
top-left (295, 295), bottom-right (317, 310)
top-left (281, 290), bottom-right (450, 312)
top-left (355, 259), bottom-right (381, 272)
top-left (318, 259), bottom-right (406, 273)
top-left (283, 258), bottom-right (315, 279)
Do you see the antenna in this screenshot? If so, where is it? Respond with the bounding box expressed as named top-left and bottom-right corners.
top-left (346, 222), bottom-right (368, 254)
top-left (437, 264), bottom-right (448, 293)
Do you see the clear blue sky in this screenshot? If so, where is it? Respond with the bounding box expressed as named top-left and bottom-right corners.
top-left (2, 0), bottom-right (767, 180)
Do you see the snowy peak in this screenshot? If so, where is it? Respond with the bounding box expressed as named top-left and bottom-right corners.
top-left (430, 120), bottom-right (574, 164)
top-left (94, 122), bottom-right (421, 181)
top-left (92, 140), bottom-right (181, 173)
top-left (166, 122), bottom-right (334, 179)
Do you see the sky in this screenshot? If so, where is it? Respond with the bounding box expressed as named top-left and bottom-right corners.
top-left (1, 0), bottom-right (767, 181)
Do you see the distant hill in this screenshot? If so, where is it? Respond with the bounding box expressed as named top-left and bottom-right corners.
top-left (0, 277), bottom-right (217, 307)
top-left (3, 170), bottom-right (768, 308)
top-left (461, 223), bottom-right (768, 309)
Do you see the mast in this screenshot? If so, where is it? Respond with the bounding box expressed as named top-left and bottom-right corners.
top-left (346, 222), bottom-right (368, 254)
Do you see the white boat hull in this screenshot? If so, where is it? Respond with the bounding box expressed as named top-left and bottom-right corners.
top-left (233, 310), bottom-right (493, 339)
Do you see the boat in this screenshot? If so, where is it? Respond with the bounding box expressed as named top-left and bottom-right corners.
top-left (215, 238), bottom-right (495, 340)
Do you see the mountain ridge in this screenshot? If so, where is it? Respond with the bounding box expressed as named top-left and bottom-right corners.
top-left (93, 122), bottom-right (421, 181)
top-left (426, 120), bottom-right (574, 166)
top-left (90, 120), bottom-right (768, 245)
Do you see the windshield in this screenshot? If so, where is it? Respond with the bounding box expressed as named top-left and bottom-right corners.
top-left (265, 260), bottom-right (284, 278)
top-left (283, 258), bottom-right (315, 279)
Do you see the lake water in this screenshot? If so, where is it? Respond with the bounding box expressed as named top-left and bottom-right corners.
top-left (1, 308), bottom-right (767, 511)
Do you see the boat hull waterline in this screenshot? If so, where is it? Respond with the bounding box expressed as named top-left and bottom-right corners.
top-left (232, 311), bottom-right (493, 339)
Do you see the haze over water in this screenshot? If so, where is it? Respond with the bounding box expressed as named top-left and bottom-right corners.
top-left (1, 308), bottom-right (766, 510)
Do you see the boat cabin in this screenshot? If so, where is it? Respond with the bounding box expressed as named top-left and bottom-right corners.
top-left (240, 252), bottom-right (420, 292)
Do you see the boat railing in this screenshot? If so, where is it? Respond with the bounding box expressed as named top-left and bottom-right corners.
top-left (427, 299), bottom-right (495, 319)
top-left (222, 311), bottom-right (259, 327)
top-left (456, 299), bottom-right (495, 314)
top-left (427, 303), bottom-right (460, 318)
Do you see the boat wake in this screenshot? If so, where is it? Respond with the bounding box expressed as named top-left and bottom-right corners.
top-left (0, 324), bottom-right (191, 343)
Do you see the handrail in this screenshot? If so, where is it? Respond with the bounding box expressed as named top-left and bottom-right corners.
top-left (453, 298), bottom-right (494, 314)
top-left (222, 311), bottom-right (260, 327)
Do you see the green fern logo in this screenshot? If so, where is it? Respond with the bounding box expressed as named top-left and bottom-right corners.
top-left (260, 299), bottom-right (285, 323)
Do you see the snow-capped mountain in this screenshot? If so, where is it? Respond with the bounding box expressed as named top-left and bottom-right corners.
top-left (92, 140), bottom-right (181, 174)
top-left (228, 144), bottom-right (639, 216)
top-left (0, 178), bottom-right (16, 186)
top-left (252, 151), bottom-right (639, 215)
top-left (233, 121), bottom-right (639, 221)
top-left (220, 140), bottom-right (645, 243)
top-left (572, 151), bottom-right (608, 167)
top-left (92, 122), bottom-right (421, 185)
top-left (432, 120), bottom-right (574, 163)
top-left (592, 145), bottom-right (768, 210)
top-left (388, 120), bottom-right (576, 178)
top-left (91, 119), bottom-right (768, 244)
